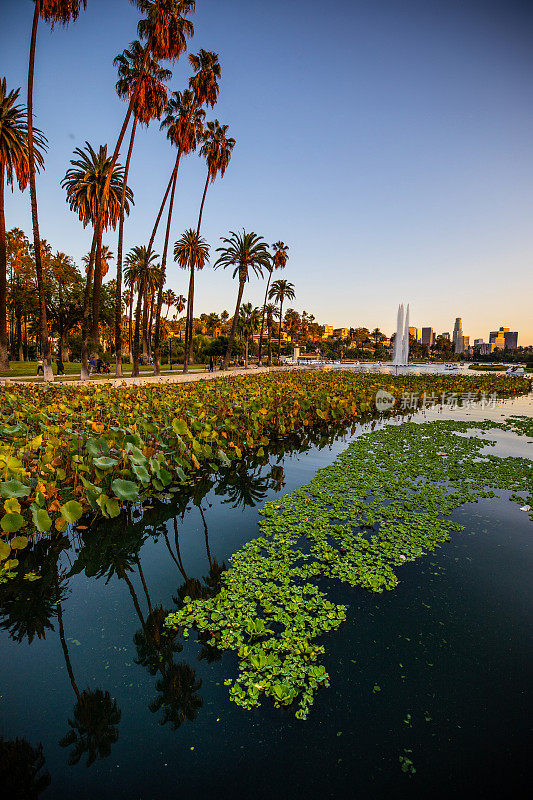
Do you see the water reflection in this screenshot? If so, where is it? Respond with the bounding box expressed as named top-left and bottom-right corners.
top-left (0, 735), bottom-right (51, 799)
top-left (0, 418), bottom-right (360, 774)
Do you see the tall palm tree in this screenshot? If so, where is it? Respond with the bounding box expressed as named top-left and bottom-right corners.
top-left (124, 255), bottom-right (142, 361)
top-left (268, 278), bottom-right (295, 362)
top-left (113, 40), bottom-right (171, 377)
top-left (127, 245), bottom-right (160, 375)
top-left (162, 288), bottom-right (176, 318)
top-left (173, 229), bottom-right (209, 371)
top-left (0, 78), bottom-right (46, 370)
top-left (27, 1), bottom-right (88, 382)
top-left (62, 142), bottom-right (133, 379)
top-left (214, 230), bottom-right (270, 369)
top-left (153, 50), bottom-right (221, 375)
top-left (257, 240), bottom-right (288, 365)
top-left (81, 0), bottom-right (195, 311)
top-left (237, 302), bottom-right (261, 368)
top-left (153, 89), bottom-right (206, 374)
top-left (264, 303), bottom-right (278, 365)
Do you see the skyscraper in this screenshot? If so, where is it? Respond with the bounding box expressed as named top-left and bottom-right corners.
top-left (421, 327), bottom-right (434, 346)
top-left (453, 317), bottom-right (462, 347)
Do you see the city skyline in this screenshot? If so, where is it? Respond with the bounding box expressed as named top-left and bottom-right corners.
top-left (2, 0), bottom-right (533, 344)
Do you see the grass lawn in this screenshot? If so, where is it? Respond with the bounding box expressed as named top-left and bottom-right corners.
top-left (0, 361), bottom-right (208, 380)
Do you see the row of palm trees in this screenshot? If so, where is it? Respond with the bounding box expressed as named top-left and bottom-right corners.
top-left (0, 1), bottom-right (246, 379)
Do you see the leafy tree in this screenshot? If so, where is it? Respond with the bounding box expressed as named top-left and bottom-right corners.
top-left (214, 230), bottom-right (271, 369)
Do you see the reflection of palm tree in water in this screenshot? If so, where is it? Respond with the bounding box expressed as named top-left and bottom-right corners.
top-left (0, 537), bottom-right (121, 770)
top-left (54, 569), bottom-right (122, 767)
top-left (0, 735), bottom-right (51, 799)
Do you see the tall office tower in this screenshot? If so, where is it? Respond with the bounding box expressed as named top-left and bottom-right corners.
top-left (453, 317), bottom-right (462, 346)
top-left (421, 327), bottom-right (434, 346)
top-left (408, 326), bottom-right (418, 339)
top-left (441, 332), bottom-right (451, 340)
top-left (504, 331), bottom-right (518, 349)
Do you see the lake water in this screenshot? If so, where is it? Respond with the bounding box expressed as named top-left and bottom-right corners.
top-left (1, 395), bottom-right (532, 799)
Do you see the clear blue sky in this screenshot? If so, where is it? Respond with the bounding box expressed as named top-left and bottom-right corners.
top-left (2, 0), bottom-right (533, 343)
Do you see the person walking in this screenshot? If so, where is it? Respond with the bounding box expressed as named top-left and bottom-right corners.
top-left (209, 355), bottom-right (214, 372)
top-left (36, 358), bottom-right (44, 376)
top-left (56, 357), bottom-right (65, 376)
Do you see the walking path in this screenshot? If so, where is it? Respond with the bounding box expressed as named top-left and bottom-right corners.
top-left (1, 365), bottom-right (295, 388)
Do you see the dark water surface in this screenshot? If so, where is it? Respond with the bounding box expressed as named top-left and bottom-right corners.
top-left (1, 398), bottom-right (532, 799)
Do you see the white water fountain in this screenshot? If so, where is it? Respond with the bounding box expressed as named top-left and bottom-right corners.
top-left (392, 303), bottom-right (410, 366)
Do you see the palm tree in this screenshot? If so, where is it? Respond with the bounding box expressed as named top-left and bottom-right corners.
top-left (265, 303), bottom-right (278, 365)
top-left (124, 252), bottom-right (142, 362)
top-left (113, 40), bottom-right (171, 376)
top-left (0, 78), bottom-right (46, 370)
top-left (268, 278), bottom-right (295, 362)
top-left (237, 303), bottom-right (261, 368)
top-left (173, 229), bottom-right (209, 371)
top-left (80, 0), bottom-right (195, 311)
top-left (257, 240), bottom-right (288, 365)
top-left (372, 327), bottom-right (382, 351)
top-left (153, 51), bottom-right (221, 375)
top-left (214, 231), bottom-right (271, 370)
top-left (62, 142), bottom-right (133, 379)
top-left (162, 288), bottom-right (176, 318)
top-left (27, 1), bottom-right (88, 382)
top-left (126, 246), bottom-right (160, 375)
top-left (153, 89), bottom-right (206, 374)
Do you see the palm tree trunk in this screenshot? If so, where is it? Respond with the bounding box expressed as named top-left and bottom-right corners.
top-left (142, 292), bottom-right (149, 358)
top-left (267, 326), bottom-right (272, 364)
top-left (115, 116), bottom-right (138, 377)
top-left (257, 269), bottom-right (273, 366)
top-left (147, 151), bottom-right (180, 256)
top-left (223, 279), bottom-right (245, 370)
top-left (132, 277), bottom-right (145, 377)
top-left (245, 336), bottom-right (249, 368)
top-left (91, 218), bottom-right (104, 345)
top-left (278, 299), bottom-right (284, 362)
top-left (0, 167), bottom-right (9, 370)
top-left (128, 289), bottom-right (134, 363)
top-left (182, 267), bottom-right (195, 373)
top-left (27, 1), bottom-right (53, 382)
top-left (153, 162), bottom-right (180, 375)
top-left (196, 171), bottom-right (210, 236)
top-left (80, 234), bottom-right (97, 380)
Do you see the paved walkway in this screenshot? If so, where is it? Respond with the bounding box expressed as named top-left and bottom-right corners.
top-left (1, 365), bottom-right (294, 388)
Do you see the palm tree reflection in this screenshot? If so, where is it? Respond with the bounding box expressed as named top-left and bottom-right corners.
top-left (0, 735), bottom-right (51, 799)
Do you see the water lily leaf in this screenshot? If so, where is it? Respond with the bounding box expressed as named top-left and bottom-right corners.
top-left (132, 464), bottom-right (150, 485)
top-left (0, 480), bottom-right (30, 499)
top-left (172, 418), bottom-right (191, 437)
top-left (93, 456), bottom-right (118, 470)
top-left (1, 512), bottom-right (25, 533)
top-left (111, 479), bottom-right (139, 502)
top-left (4, 498), bottom-right (21, 514)
top-left (10, 535), bottom-right (28, 549)
top-left (32, 508), bottom-right (52, 532)
top-left (60, 500), bottom-right (83, 524)
top-left (0, 542), bottom-right (11, 559)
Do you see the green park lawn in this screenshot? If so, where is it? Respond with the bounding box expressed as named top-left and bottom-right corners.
top-left (0, 361), bottom-right (208, 380)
